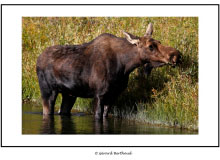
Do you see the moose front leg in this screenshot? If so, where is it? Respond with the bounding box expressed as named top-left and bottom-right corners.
top-left (94, 95), bottom-right (104, 120)
top-left (59, 94), bottom-right (76, 115)
top-left (103, 105), bottom-right (110, 118)
top-left (103, 95), bottom-right (118, 118)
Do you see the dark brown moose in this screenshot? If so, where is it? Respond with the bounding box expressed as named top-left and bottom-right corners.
top-left (36, 23), bottom-right (180, 119)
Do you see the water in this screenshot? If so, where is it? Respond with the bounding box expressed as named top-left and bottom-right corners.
top-left (22, 103), bottom-right (197, 134)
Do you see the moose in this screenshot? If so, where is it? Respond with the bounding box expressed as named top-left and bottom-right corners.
top-left (36, 23), bottom-right (181, 119)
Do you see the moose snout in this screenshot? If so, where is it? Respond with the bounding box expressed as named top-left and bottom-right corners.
top-left (168, 50), bottom-right (181, 67)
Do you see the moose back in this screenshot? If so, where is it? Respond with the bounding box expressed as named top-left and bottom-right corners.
top-left (36, 23), bottom-right (180, 119)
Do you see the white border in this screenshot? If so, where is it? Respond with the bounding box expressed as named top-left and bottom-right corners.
top-left (2, 5), bottom-right (219, 146)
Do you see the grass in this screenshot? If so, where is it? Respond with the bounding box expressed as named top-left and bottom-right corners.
top-left (22, 17), bottom-right (198, 130)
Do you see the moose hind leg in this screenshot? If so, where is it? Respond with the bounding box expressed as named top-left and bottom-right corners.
top-left (37, 70), bottom-right (58, 115)
top-left (42, 90), bottom-right (58, 115)
top-left (59, 94), bottom-right (76, 115)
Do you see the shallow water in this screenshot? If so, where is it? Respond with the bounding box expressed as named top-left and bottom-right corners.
top-left (22, 103), bottom-right (197, 134)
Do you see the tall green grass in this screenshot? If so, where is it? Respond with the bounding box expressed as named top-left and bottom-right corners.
top-left (22, 17), bottom-right (198, 130)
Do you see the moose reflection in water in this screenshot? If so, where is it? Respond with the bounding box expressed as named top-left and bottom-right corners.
top-left (41, 115), bottom-right (111, 134)
top-left (22, 103), bottom-right (196, 134)
top-left (36, 23), bottom-right (181, 120)
top-left (24, 113), bottom-right (194, 134)
top-left (40, 115), bottom-right (110, 134)
top-left (41, 115), bottom-right (76, 134)
top-left (39, 115), bottom-right (193, 134)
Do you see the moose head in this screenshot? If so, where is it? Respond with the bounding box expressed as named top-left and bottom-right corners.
top-left (123, 23), bottom-right (181, 75)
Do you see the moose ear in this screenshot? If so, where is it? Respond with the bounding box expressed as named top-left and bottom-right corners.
top-left (123, 31), bottom-right (140, 45)
top-left (144, 23), bottom-right (153, 37)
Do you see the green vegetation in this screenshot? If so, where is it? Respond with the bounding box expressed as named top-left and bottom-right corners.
top-left (22, 17), bottom-right (198, 130)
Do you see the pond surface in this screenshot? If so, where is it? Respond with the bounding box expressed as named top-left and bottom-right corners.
top-left (22, 103), bottom-right (197, 134)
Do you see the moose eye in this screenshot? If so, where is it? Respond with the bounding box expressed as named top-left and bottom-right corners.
top-left (149, 45), bottom-right (154, 51)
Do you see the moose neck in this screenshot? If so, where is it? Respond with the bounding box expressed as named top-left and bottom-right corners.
top-left (121, 45), bottom-right (142, 75)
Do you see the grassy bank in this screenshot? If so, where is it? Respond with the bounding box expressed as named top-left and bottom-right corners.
top-left (22, 17), bottom-right (198, 130)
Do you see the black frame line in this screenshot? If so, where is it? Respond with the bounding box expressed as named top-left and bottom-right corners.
top-left (1, 4), bottom-right (219, 147)
top-left (0, 4), bottom-right (219, 5)
top-left (1, 3), bottom-right (2, 148)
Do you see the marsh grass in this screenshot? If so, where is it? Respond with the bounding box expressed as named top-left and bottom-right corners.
top-left (22, 17), bottom-right (198, 130)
